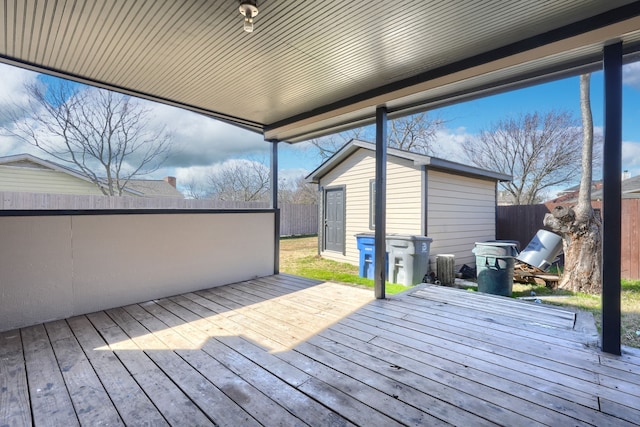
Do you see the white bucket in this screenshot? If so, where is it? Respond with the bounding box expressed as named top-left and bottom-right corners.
top-left (516, 230), bottom-right (563, 271)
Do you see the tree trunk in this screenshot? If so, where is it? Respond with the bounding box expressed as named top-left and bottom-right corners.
top-left (544, 205), bottom-right (602, 292)
top-left (543, 74), bottom-right (602, 294)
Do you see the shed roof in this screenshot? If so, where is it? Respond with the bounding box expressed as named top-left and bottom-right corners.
top-left (1, 1), bottom-right (639, 143)
top-left (305, 140), bottom-right (512, 183)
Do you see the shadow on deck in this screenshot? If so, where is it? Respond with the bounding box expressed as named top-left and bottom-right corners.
top-left (1, 274), bottom-right (639, 426)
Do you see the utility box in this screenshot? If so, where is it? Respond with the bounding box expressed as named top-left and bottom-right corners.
top-left (355, 234), bottom-right (387, 279)
top-left (386, 235), bottom-right (432, 286)
top-left (472, 242), bottom-right (517, 296)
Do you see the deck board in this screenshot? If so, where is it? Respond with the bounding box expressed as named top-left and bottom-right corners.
top-left (66, 315), bottom-right (169, 426)
top-left (0, 330), bottom-right (32, 426)
top-left (2, 275), bottom-right (639, 426)
top-left (44, 320), bottom-right (123, 426)
top-left (21, 324), bottom-right (79, 427)
top-left (86, 311), bottom-right (215, 426)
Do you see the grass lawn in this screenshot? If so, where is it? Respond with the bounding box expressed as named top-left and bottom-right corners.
top-left (508, 280), bottom-right (640, 349)
top-left (281, 236), bottom-right (640, 348)
top-left (280, 235), bottom-right (409, 295)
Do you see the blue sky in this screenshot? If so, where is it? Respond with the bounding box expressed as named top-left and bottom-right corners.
top-left (282, 67), bottom-right (640, 176)
top-left (3, 62), bottom-right (640, 192)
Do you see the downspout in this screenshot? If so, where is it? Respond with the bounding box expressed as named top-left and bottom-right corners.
top-left (374, 106), bottom-right (388, 299)
top-left (270, 139), bottom-right (280, 275)
top-left (422, 166), bottom-right (428, 236)
top-left (602, 42), bottom-right (622, 355)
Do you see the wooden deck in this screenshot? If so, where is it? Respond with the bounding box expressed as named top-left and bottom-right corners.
top-left (1, 274), bottom-right (639, 426)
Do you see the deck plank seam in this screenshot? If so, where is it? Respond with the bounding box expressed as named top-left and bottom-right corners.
top-left (102, 307), bottom-right (225, 426)
top-left (307, 327), bottom-right (549, 426)
top-left (135, 300), bottom-right (335, 426)
top-left (383, 297), bottom-right (597, 348)
top-left (61, 318), bottom-right (127, 426)
top-left (321, 322), bottom-right (616, 426)
top-left (345, 310), bottom-right (640, 414)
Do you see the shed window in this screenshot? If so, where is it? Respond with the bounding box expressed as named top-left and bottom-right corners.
top-left (369, 179), bottom-right (375, 230)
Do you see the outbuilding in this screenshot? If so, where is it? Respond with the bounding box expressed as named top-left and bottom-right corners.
top-left (306, 139), bottom-right (511, 273)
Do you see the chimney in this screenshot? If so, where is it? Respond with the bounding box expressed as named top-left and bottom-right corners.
top-left (622, 170), bottom-right (631, 181)
top-left (164, 176), bottom-right (177, 188)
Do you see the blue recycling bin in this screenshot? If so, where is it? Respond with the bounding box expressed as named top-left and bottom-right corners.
top-left (355, 234), bottom-right (387, 279)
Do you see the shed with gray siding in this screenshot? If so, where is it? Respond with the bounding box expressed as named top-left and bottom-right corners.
top-left (306, 140), bottom-right (511, 274)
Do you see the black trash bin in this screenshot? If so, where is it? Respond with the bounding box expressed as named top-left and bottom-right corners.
top-left (472, 242), bottom-right (517, 296)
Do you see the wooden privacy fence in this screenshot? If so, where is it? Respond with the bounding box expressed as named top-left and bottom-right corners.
top-left (497, 200), bottom-right (640, 279)
top-left (0, 192), bottom-right (318, 237)
top-left (496, 204), bottom-right (552, 251)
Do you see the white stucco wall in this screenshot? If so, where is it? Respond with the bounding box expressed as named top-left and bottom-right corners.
top-left (0, 211), bottom-right (275, 332)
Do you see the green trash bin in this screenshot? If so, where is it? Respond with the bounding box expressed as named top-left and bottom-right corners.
top-left (472, 242), bottom-right (516, 296)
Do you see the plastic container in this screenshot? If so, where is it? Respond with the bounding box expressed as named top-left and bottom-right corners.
top-left (473, 242), bottom-right (516, 296)
top-left (386, 235), bottom-right (432, 286)
top-left (355, 234), bottom-right (387, 279)
top-left (484, 240), bottom-right (520, 256)
top-left (516, 230), bottom-right (563, 271)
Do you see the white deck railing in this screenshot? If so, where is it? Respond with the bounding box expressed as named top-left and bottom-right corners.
top-left (0, 209), bottom-right (276, 332)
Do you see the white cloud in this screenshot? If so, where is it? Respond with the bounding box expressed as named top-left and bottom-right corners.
top-left (623, 62), bottom-right (640, 90)
top-left (144, 102), bottom-right (269, 169)
top-left (433, 127), bottom-right (475, 163)
top-left (0, 63), bottom-right (37, 100)
top-left (0, 62), bottom-right (274, 179)
top-left (622, 141), bottom-right (640, 177)
top-left (279, 167), bottom-right (309, 187)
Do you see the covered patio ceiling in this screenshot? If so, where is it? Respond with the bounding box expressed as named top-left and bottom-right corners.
top-left (1, 1), bottom-right (640, 143)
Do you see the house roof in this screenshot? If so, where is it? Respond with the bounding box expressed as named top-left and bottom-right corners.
top-left (125, 180), bottom-right (183, 198)
top-left (0, 153), bottom-right (107, 185)
top-left (305, 139), bottom-right (512, 183)
top-left (592, 174), bottom-right (640, 199)
top-left (0, 1), bottom-right (639, 143)
top-left (0, 153), bottom-right (181, 198)
top-left (551, 175), bottom-right (640, 202)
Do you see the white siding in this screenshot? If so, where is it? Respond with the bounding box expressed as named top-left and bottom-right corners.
top-left (427, 170), bottom-right (496, 269)
top-left (0, 166), bottom-right (105, 195)
top-left (320, 149), bottom-right (422, 265)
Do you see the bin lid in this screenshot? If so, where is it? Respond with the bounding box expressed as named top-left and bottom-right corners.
top-left (473, 242), bottom-right (518, 257)
top-left (474, 241), bottom-right (518, 247)
top-left (386, 234), bottom-right (433, 242)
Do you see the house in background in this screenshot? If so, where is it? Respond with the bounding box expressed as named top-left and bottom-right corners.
top-left (306, 139), bottom-right (511, 272)
top-left (0, 153), bottom-right (182, 198)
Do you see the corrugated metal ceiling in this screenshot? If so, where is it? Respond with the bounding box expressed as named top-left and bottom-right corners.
top-left (1, 0), bottom-right (640, 142)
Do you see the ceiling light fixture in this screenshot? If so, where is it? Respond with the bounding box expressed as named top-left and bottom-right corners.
top-left (239, 1), bottom-right (259, 33)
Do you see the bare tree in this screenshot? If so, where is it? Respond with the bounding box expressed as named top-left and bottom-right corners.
top-left (309, 128), bottom-right (365, 161)
top-left (278, 175), bottom-right (317, 204)
top-left (544, 74), bottom-right (602, 293)
top-left (207, 158), bottom-right (270, 202)
top-left (388, 112), bottom-right (445, 154)
top-left (309, 112), bottom-right (445, 160)
top-left (182, 178), bottom-right (208, 199)
top-left (2, 79), bottom-right (172, 196)
top-left (463, 111), bottom-right (585, 205)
